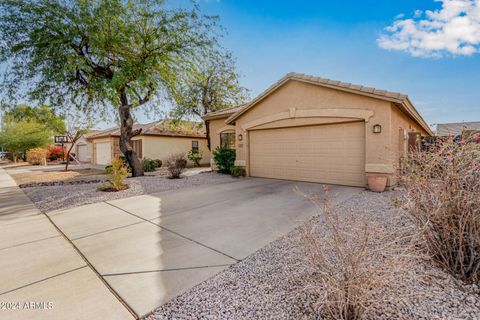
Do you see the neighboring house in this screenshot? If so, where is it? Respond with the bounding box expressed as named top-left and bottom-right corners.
top-left (86, 121), bottom-right (210, 166)
top-left (75, 131), bottom-right (99, 163)
top-left (61, 130), bottom-right (99, 163)
top-left (204, 72), bottom-right (433, 187)
top-left (436, 121), bottom-right (480, 137)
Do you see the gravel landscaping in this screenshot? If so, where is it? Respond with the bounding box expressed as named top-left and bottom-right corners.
top-left (23, 170), bottom-right (234, 212)
top-left (144, 191), bottom-right (480, 320)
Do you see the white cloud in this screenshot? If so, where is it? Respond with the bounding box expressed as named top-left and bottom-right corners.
top-left (378, 0), bottom-right (480, 57)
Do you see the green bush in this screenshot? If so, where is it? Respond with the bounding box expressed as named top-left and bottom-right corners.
top-left (142, 158), bottom-right (162, 172)
top-left (187, 149), bottom-right (203, 167)
top-left (230, 166), bottom-right (245, 177)
top-left (104, 165), bottom-right (113, 174)
top-left (110, 158), bottom-right (129, 190)
top-left (153, 159), bottom-right (162, 168)
top-left (212, 147), bottom-right (236, 174)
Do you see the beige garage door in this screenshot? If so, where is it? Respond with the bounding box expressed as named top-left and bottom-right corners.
top-left (249, 122), bottom-right (366, 187)
top-left (95, 142), bottom-right (112, 165)
top-left (77, 144), bottom-right (88, 162)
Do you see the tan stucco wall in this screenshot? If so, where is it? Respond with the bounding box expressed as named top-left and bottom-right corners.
top-left (91, 135), bottom-right (209, 166)
top-left (141, 135), bottom-right (210, 166)
top-left (209, 119), bottom-right (235, 151)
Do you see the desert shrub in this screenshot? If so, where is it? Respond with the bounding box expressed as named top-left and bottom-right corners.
top-left (212, 147), bottom-right (235, 173)
top-left (398, 135), bottom-right (480, 284)
top-left (294, 187), bottom-right (414, 320)
top-left (98, 158), bottom-right (129, 192)
top-left (26, 148), bottom-right (48, 165)
top-left (47, 145), bottom-right (65, 161)
top-left (153, 159), bottom-right (162, 168)
top-left (104, 165), bottom-right (113, 174)
top-left (142, 158), bottom-right (162, 172)
top-left (187, 149), bottom-right (203, 167)
top-left (165, 153), bottom-right (187, 179)
top-left (230, 165), bottom-right (245, 177)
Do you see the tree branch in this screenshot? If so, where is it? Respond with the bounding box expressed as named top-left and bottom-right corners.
top-left (131, 83), bottom-right (155, 107)
top-left (131, 128), bottom-right (143, 137)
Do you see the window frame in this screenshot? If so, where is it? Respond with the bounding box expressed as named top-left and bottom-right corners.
top-left (191, 140), bottom-right (199, 152)
top-left (132, 139), bottom-right (142, 158)
top-left (220, 131), bottom-right (236, 149)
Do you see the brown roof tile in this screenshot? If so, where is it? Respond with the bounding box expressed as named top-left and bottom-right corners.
top-left (284, 72), bottom-right (408, 100)
top-left (87, 121), bottom-right (206, 139)
top-left (203, 104), bottom-right (247, 120)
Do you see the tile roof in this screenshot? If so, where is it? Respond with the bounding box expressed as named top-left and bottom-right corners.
top-left (268, 72), bottom-right (407, 102)
top-left (87, 121), bottom-right (206, 139)
top-left (202, 104), bottom-right (247, 120)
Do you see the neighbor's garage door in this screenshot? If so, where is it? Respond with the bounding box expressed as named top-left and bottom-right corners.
top-left (77, 144), bottom-right (88, 162)
top-left (94, 142), bottom-right (112, 165)
top-left (249, 122), bottom-right (365, 187)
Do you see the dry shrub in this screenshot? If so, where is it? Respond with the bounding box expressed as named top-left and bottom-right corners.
top-left (295, 187), bottom-right (415, 320)
top-left (26, 148), bottom-right (48, 165)
top-left (398, 135), bottom-right (480, 284)
top-left (165, 153), bottom-right (187, 179)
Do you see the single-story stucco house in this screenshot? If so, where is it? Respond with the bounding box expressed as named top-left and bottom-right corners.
top-left (59, 130), bottom-right (99, 163)
top-left (204, 72), bottom-right (433, 187)
top-left (74, 130), bottom-right (100, 163)
top-left (87, 121), bottom-right (210, 166)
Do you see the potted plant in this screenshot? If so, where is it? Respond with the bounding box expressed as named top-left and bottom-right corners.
top-left (367, 174), bottom-right (388, 192)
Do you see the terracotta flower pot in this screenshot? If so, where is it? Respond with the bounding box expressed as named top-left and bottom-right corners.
top-left (367, 175), bottom-right (388, 193)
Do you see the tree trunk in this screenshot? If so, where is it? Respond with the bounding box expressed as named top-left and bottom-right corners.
top-left (118, 88), bottom-right (144, 177)
top-left (205, 120), bottom-right (211, 151)
top-left (64, 142), bottom-right (75, 171)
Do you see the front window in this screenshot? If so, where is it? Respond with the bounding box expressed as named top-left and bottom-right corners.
top-left (132, 139), bottom-right (142, 158)
top-left (220, 132), bottom-right (235, 149)
top-left (192, 141), bottom-right (199, 152)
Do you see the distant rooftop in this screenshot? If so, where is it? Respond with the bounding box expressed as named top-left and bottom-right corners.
top-left (87, 120), bottom-right (206, 139)
top-left (436, 121), bottom-right (480, 136)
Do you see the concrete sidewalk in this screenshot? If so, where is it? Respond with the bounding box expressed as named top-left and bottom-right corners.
top-left (0, 168), bottom-right (134, 320)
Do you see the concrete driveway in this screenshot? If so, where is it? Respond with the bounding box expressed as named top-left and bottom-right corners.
top-left (45, 177), bottom-right (361, 318)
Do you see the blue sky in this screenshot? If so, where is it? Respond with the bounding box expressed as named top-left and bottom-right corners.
top-left (134, 0), bottom-right (480, 130)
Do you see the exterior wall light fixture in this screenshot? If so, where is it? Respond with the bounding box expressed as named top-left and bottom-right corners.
top-left (373, 124), bottom-right (382, 134)
top-left (238, 134), bottom-right (243, 141)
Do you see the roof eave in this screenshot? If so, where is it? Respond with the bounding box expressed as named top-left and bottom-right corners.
top-left (400, 98), bottom-right (434, 136)
top-left (202, 113), bottom-right (235, 121)
top-left (141, 133), bottom-right (207, 139)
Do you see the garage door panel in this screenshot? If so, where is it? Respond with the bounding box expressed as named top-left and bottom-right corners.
top-left (95, 142), bottom-right (112, 165)
top-left (249, 122), bottom-right (366, 187)
top-left (77, 145), bottom-right (88, 162)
